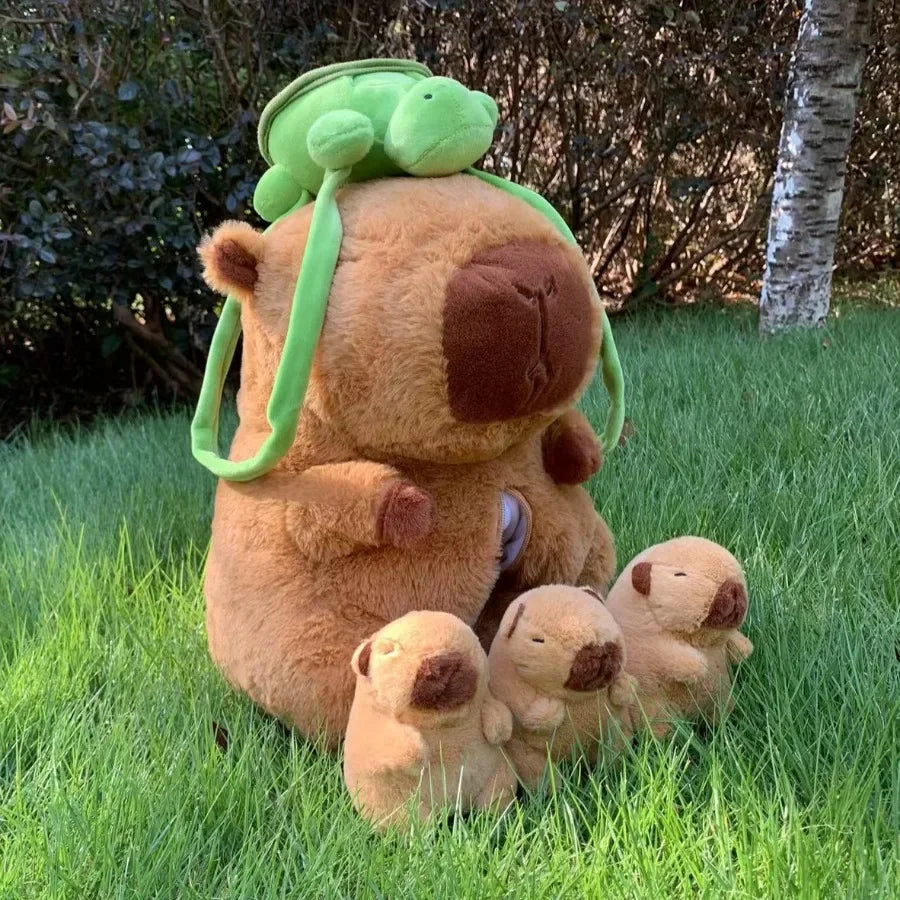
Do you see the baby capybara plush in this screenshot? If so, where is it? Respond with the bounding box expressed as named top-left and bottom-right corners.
top-left (605, 536), bottom-right (753, 736)
top-left (488, 585), bottom-right (636, 788)
top-left (343, 611), bottom-right (516, 830)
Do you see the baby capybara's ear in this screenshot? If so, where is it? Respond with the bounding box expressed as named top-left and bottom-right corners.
top-left (631, 562), bottom-right (652, 595)
top-left (198, 220), bottom-right (264, 303)
top-left (351, 640), bottom-right (373, 677)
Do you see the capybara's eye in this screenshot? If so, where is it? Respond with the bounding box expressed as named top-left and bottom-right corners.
top-left (674, 572), bottom-right (687, 577)
top-left (531, 637), bottom-right (545, 644)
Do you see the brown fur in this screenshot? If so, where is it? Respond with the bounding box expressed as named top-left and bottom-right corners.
top-left (541, 408), bottom-right (603, 485)
top-left (488, 585), bottom-right (637, 789)
top-left (200, 174), bottom-right (616, 747)
top-left (198, 220), bottom-right (263, 304)
top-left (605, 536), bottom-right (754, 737)
top-left (343, 612), bottom-right (516, 830)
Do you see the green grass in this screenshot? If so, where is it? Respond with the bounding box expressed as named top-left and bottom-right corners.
top-left (2, 307), bottom-right (898, 898)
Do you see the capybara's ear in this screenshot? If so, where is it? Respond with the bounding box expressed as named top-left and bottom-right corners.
top-left (505, 603), bottom-right (525, 639)
top-left (351, 640), bottom-right (373, 677)
top-left (631, 562), bottom-right (652, 595)
top-left (580, 586), bottom-right (603, 602)
top-left (198, 220), bottom-right (264, 303)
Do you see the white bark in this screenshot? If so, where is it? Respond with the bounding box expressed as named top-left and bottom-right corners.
top-left (759, 0), bottom-right (872, 334)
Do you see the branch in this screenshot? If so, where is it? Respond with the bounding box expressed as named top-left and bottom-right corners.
top-left (72, 44), bottom-right (104, 116)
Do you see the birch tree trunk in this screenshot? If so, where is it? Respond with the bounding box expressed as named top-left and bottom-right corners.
top-left (759, 0), bottom-right (872, 334)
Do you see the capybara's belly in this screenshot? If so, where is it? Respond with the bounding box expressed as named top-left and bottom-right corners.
top-left (204, 473), bottom-right (508, 743)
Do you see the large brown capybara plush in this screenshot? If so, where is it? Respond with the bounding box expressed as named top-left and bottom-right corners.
top-left (199, 173), bottom-right (616, 746)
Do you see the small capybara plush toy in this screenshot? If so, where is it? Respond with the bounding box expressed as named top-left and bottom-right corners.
top-left (343, 610), bottom-right (517, 830)
top-left (605, 536), bottom-right (753, 737)
top-left (488, 585), bottom-right (637, 789)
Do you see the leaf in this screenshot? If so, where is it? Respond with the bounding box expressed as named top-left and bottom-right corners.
top-left (100, 332), bottom-right (123, 357)
top-left (211, 721), bottom-right (229, 753)
top-left (38, 247), bottom-right (57, 264)
top-left (618, 418), bottom-right (637, 447)
top-left (2, 102), bottom-right (17, 122)
top-left (117, 81), bottom-right (139, 102)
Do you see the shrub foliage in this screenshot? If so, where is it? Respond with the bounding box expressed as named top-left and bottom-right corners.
top-left (1, 1), bottom-right (897, 430)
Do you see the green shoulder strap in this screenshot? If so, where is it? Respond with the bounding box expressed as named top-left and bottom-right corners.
top-left (190, 174), bottom-right (345, 482)
top-left (467, 168), bottom-right (625, 455)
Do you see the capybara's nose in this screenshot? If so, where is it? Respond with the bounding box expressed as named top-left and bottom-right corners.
top-left (564, 640), bottom-right (623, 692)
top-left (410, 651), bottom-right (478, 711)
top-left (704, 578), bottom-right (748, 629)
top-left (442, 241), bottom-right (595, 423)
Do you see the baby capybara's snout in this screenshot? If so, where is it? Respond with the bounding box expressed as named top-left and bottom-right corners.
top-left (442, 241), bottom-right (596, 424)
top-left (564, 640), bottom-right (623, 692)
top-left (410, 651), bottom-right (478, 711)
top-left (703, 578), bottom-right (748, 629)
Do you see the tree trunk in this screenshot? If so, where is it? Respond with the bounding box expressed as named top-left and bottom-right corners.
top-left (758, 0), bottom-right (872, 334)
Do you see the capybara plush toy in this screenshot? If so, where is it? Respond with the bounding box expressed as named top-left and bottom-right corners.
top-left (605, 536), bottom-right (753, 737)
top-left (199, 174), bottom-right (616, 745)
top-left (488, 585), bottom-right (636, 789)
top-left (343, 611), bottom-right (516, 830)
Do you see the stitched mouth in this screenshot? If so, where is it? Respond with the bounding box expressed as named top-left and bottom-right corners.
top-left (415, 122), bottom-right (494, 169)
top-left (522, 286), bottom-right (553, 406)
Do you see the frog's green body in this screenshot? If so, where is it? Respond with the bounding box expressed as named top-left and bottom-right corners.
top-left (253, 60), bottom-right (498, 222)
top-left (192, 59), bottom-right (624, 483)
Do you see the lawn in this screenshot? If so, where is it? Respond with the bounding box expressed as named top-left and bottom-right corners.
top-left (1, 307), bottom-right (898, 898)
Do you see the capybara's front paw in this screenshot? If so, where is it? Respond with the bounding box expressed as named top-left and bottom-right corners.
top-left (376, 482), bottom-right (436, 548)
top-left (542, 422), bottom-right (602, 485)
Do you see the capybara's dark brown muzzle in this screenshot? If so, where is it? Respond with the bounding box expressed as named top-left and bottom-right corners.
top-left (564, 640), bottom-right (623, 692)
top-left (704, 578), bottom-right (748, 630)
top-left (410, 651), bottom-right (478, 711)
top-left (442, 241), bottom-right (595, 424)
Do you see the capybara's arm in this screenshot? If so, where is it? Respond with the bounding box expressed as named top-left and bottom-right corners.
top-left (263, 462), bottom-right (434, 559)
top-left (517, 695), bottom-right (566, 732)
top-left (480, 692), bottom-right (514, 746)
top-left (725, 631), bottom-right (754, 663)
top-left (656, 641), bottom-right (710, 684)
top-left (608, 672), bottom-right (639, 709)
top-left (367, 721), bottom-right (429, 776)
top-left (491, 662), bottom-right (565, 732)
top-left (541, 408), bottom-right (603, 485)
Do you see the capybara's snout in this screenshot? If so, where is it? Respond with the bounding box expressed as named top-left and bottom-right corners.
top-left (442, 241), bottom-right (596, 424)
top-left (564, 640), bottom-right (623, 692)
top-left (410, 651), bottom-right (478, 711)
top-left (704, 578), bottom-right (748, 629)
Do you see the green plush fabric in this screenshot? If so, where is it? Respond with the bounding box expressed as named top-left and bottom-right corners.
top-left (192, 58), bottom-right (625, 481)
top-left (191, 168), bottom-right (347, 481)
top-left (383, 77), bottom-right (498, 176)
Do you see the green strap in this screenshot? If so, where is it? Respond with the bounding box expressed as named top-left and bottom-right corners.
top-left (190, 175), bottom-right (347, 481)
top-left (467, 168), bottom-right (625, 454)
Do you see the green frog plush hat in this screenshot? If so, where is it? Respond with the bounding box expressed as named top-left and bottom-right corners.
top-left (191, 58), bottom-right (625, 481)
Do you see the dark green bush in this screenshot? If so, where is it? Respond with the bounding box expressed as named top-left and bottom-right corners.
top-left (1, 1), bottom-right (897, 432)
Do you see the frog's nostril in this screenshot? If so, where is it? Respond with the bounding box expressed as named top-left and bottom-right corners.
top-left (423, 93), bottom-right (433, 100)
